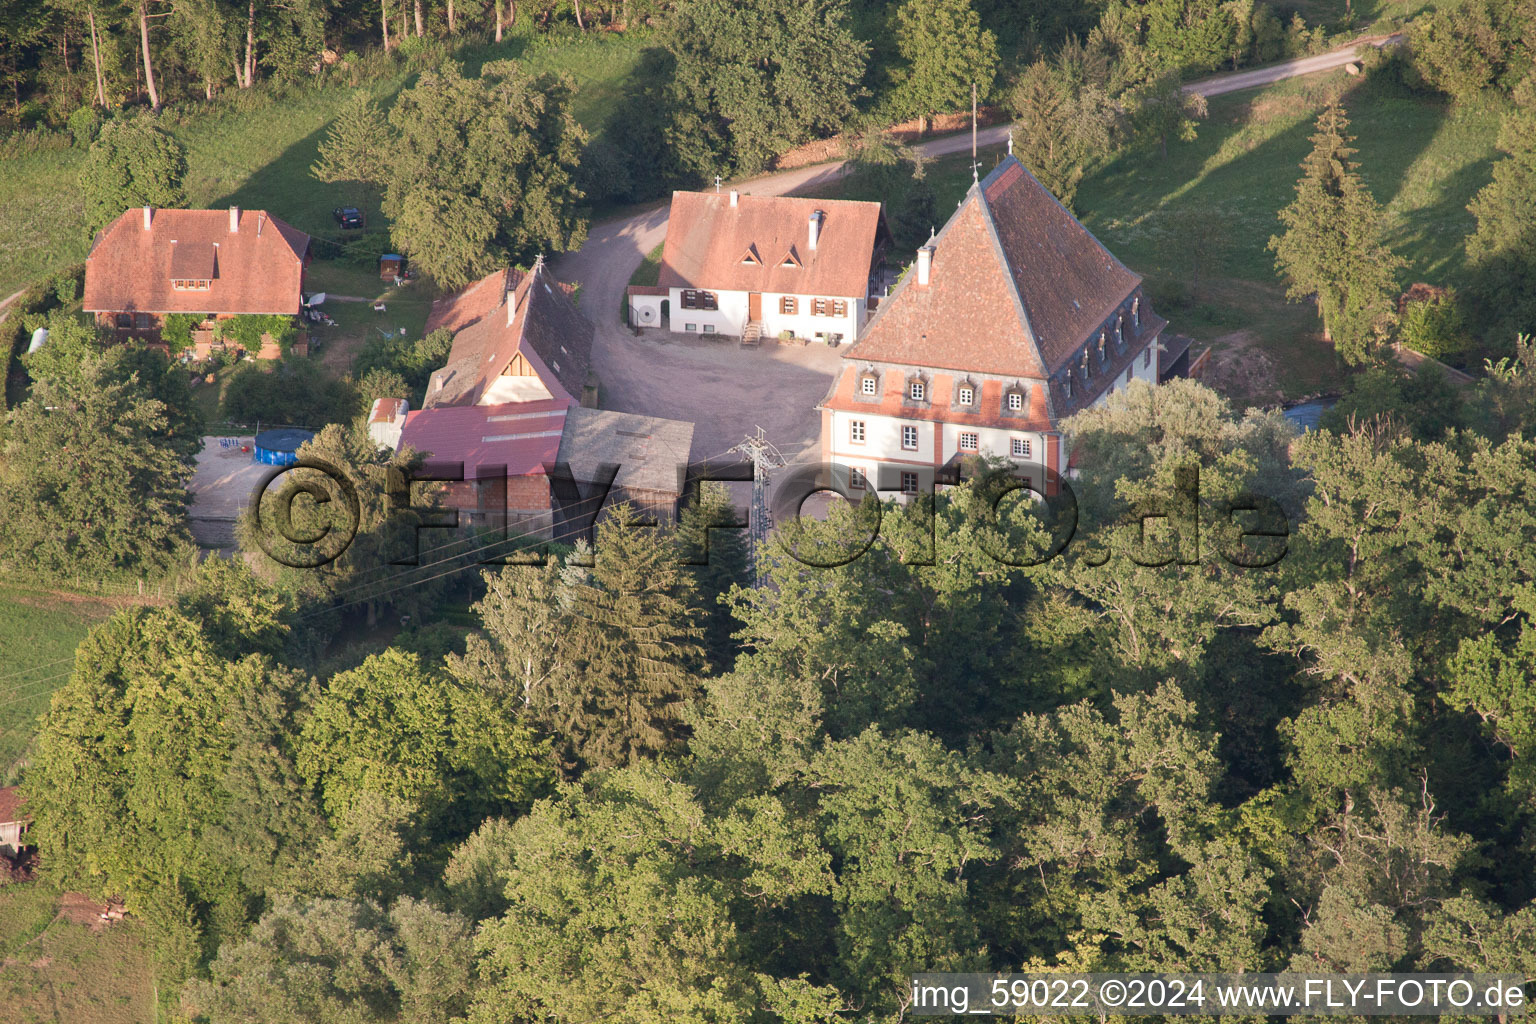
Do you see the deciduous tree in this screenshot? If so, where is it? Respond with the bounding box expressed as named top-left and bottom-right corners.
top-left (79, 113), bottom-right (188, 235)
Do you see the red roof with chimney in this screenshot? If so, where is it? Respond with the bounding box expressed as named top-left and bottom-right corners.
top-left (657, 192), bottom-right (886, 298)
top-left (84, 207), bottom-right (309, 315)
top-left (422, 262), bottom-right (593, 409)
top-left (829, 156), bottom-right (1164, 422)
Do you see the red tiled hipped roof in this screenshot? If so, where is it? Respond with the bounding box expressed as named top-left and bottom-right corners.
top-left (84, 208), bottom-right (309, 315)
top-left (657, 192), bottom-right (886, 298)
top-left (399, 400), bottom-right (568, 477)
top-left (844, 156), bottom-right (1145, 384)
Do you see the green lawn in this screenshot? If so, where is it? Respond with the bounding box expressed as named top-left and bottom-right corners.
top-left (0, 589), bottom-right (117, 776)
top-left (807, 71), bottom-right (1503, 404)
top-left (0, 886), bottom-right (153, 1024)
top-left (1072, 71), bottom-right (1503, 401)
top-left (0, 29), bottom-right (652, 300)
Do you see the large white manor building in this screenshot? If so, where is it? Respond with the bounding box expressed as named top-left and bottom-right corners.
top-left (820, 155), bottom-right (1179, 497)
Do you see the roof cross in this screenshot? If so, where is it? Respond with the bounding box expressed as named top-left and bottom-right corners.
top-left (714, 175), bottom-right (722, 193)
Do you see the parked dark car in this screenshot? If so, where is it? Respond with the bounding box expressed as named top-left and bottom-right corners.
top-left (333, 207), bottom-right (364, 229)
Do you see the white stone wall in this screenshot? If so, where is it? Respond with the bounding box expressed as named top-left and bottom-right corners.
top-left (628, 293), bottom-right (664, 329)
top-left (668, 288), bottom-right (865, 341)
top-left (668, 288), bottom-right (749, 336)
top-left (760, 293), bottom-right (864, 343)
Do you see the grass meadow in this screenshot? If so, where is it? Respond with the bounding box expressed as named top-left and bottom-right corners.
top-left (819, 69), bottom-right (1503, 404)
top-left (0, 27), bottom-right (653, 300)
top-left (0, 885), bottom-right (154, 1024)
top-left (0, 589), bottom-right (117, 777)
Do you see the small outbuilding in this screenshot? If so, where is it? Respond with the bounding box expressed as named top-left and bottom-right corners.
top-left (0, 787), bottom-right (31, 857)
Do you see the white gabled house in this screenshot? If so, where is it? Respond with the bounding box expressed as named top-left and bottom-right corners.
top-left (629, 190), bottom-right (889, 344)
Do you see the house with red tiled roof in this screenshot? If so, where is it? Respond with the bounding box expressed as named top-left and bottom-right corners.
top-left (84, 206), bottom-right (310, 352)
top-left (393, 260), bottom-right (694, 537)
top-left (629, 190), bottom-right (889, 344)
top-left (820, 155), bottom-right (1176, 497)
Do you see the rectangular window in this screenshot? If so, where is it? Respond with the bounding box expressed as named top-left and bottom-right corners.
top-left (812, 298), bottom-right (828, 316)
top-left (901, 425), bottom-right (918, 450)
top-left (115, 313), bottom-right (132, 328)
top-left (701, 292), bottom-right (718, 311)
top-left (900, 471), bottom-right (919, 494)
top-left (1144, 347), bottom-right (1151, 368)
top-left (958, 386), bottom-right (974, 406)
top-left (861, 376), bottom-right (877, 396)
top-left (682, 289), bottom-right (698, 309)
top-left (134, 313), bottom-right (151, 329)
top-left (1011, 437), bottom-right (1031, 458)
top-left (959, 432), bottom-right (979, 452)
top-left (850, 420), bottom-right (865, 444)
top-left (685, 323), bottom-right (696, 332)
top-left (1007, 391), bottom-right (1023, 411)
top-left (909, 380), bottom-right (925, 401)
top-left (781, 296), bottom-right (796, 315)
top-left (702, 324), bottom-right (716, 333)
top-left (848, 467), bottom-right (866, 490)
top-left (831, 300), bottom-right (847, 317)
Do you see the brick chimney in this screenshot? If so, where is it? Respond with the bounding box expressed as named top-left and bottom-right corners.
top-left (729, 189), bottom-right (739, 208)
top-left (506, 283), bottom-right (520, 327)
top-left (229, 206), bottom-right (240, 233)
top-left (808, 209), bottom-right (823, 251)
top-left (916, 243), bottom-right (934, 286)
top-left (142, 205), bottom-right (152, 231)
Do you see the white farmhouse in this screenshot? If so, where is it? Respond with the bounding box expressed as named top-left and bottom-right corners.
top-left (629, 190), bottom-right (889, 344)
top-left (820, 155), bottom-right (1184, 497)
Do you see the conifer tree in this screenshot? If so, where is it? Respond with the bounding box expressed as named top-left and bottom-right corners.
top-left (674, 481), bottom-right (750, 672)
top-left (560, 504), bottom-right (706, 770)
top-left (1466, 78), bottom-right (1536, 343)
top-left (311, 93), bottom-right (391, 206)
top-left (1269, 102), bottom-right (1404, 363)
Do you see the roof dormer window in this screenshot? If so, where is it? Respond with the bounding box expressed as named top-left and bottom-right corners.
top-left (860, 373), bottom-right (878, 397)
top-left (780, 247), bottom-right (802, 268)
top-left (1097, 333), bottom-right (1106, 362)
top-left (172, 279), bottom-right (211, 291)
top-left (740, 245), bottom-right (762, 266)
top-left (1132, 296), bottom-right (1140, 327)
top-left (1115, 316), bottom-right (1123, 344)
